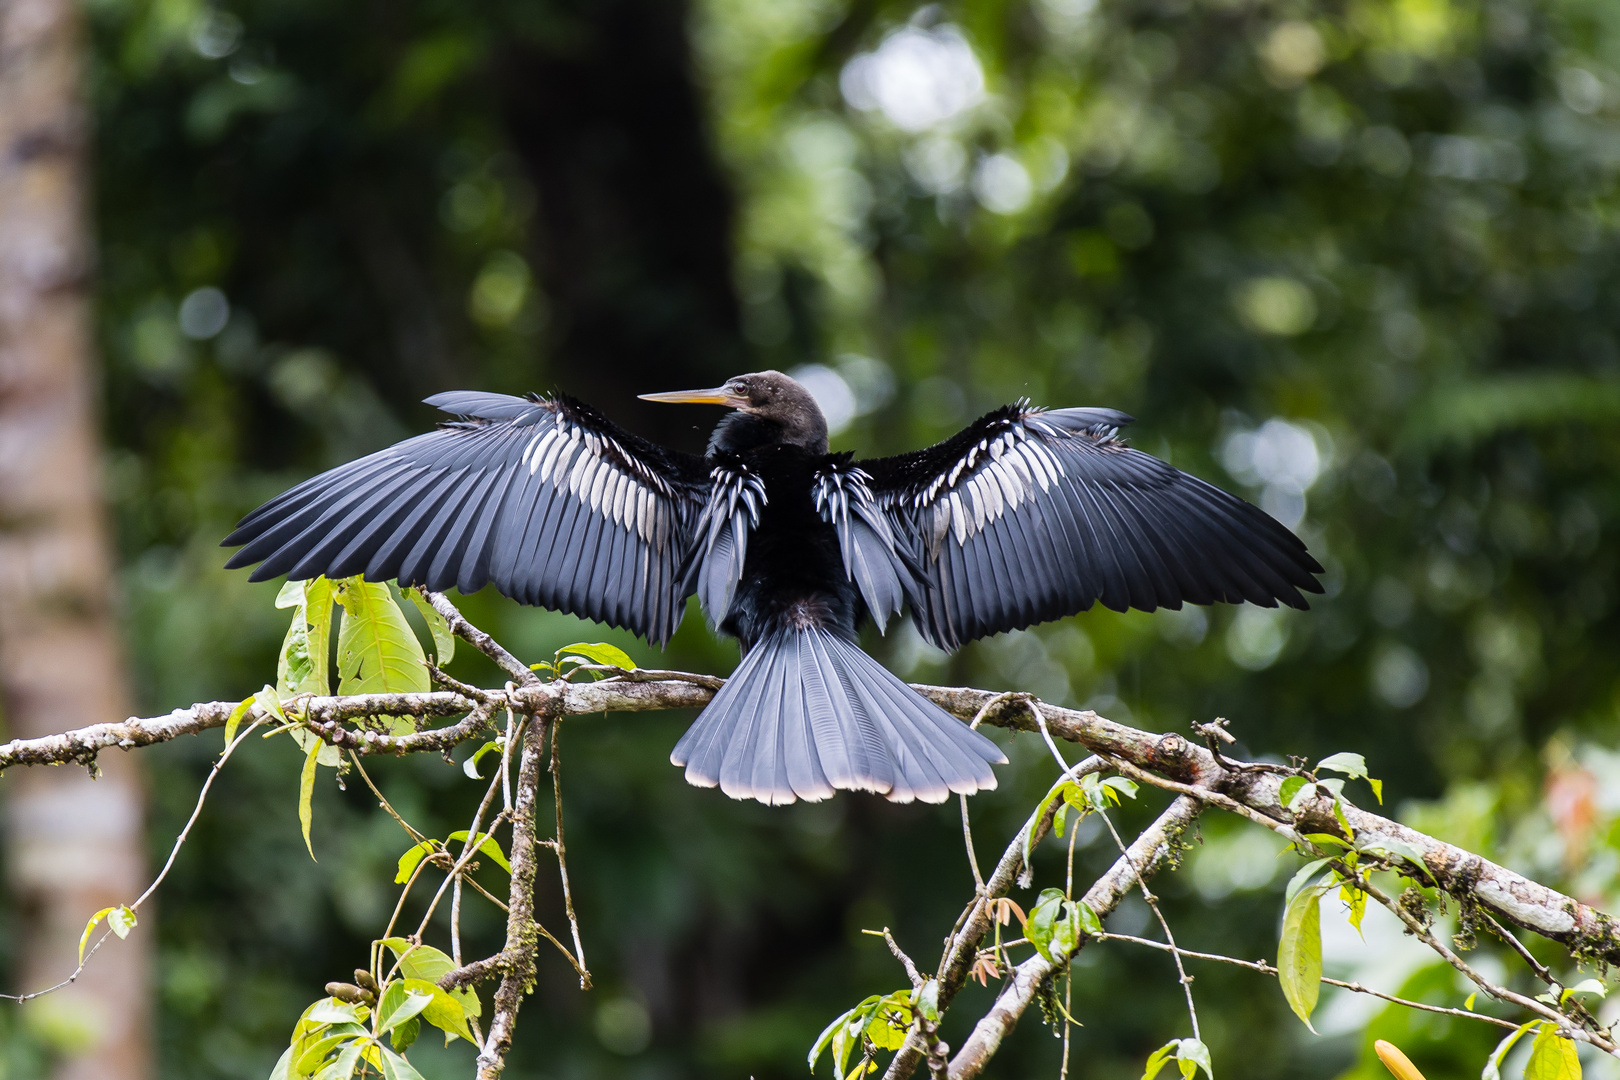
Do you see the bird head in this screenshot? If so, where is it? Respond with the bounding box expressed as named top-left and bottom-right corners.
top-left (640, 371), bottom-right (829, 454)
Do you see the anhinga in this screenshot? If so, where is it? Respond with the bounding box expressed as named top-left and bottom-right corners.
top-left (224, 372), bottom-right (1323, 805)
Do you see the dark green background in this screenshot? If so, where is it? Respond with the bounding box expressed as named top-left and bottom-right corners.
top-left (15, 0), bottom-right (1620, 1074)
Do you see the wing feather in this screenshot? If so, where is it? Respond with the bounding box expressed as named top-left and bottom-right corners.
top-left (860, 404), bottom-right (1324, 649)
top-left (222, 392), bottom-right (708, 646)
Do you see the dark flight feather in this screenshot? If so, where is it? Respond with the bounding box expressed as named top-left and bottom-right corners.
top-left (222, 392), bottom-right (708, 646)
top-left (859, 403), bottom-right (1324, 650)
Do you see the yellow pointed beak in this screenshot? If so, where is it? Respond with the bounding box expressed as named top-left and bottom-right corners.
top-left (637, 386), bottom-right (748, 408)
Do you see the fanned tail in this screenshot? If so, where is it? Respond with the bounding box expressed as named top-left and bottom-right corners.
top-left (670, 625), bottom-right (1006, 805)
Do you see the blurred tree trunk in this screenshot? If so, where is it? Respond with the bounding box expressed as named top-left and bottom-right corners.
top-left (0, 1), bottom-right (150, 1078)
top-left (497, 0), bottom-right (750, 454)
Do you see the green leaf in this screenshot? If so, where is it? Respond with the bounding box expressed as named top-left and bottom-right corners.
top-left (402, 588), bottom-right (455, 666)
top-left (1465, 993), bottom-right (1477, 1011)
top-left (1332, 796), bottom-right (1356, 840)
top-left (107, 904), bottom-right (137, 939)
top-left (1284, 858), bottom-right (1332, 906)
top-left (1278, 881), bottom-right (1323, 1032)
top-left (1303, 833), bottom-right (1352, 849)
top-left (1075, 900), bottom-right (1104, 936)
top-left (1101, 775), bottom-right (1138, 800)
top-left (462, 740), bottom-right (502, 780)
top-left (225, 694), bottom-right (255, 747)
top-left (1027, 888), bottom-right (1068, 963)
top-left (79, 907), bottom-right (112, 964)
top-left (299, 737), bottom-right (321, 861)
top-left (403, 978), bottom-right (476, 1044)
top-left (295, 1032), bottom-right (355, 1077)
top-left (378, 1046), bottom-right (429, 1080)
top-left (1340, 881), bottom-right (1367, 938)
top-left (306, 998), bottom-right (366, 1026)
top-left (269, 1046), bottom-right (293, 1080)
top-left (1142, 1041), bottom-right (1179, 1080)
top-left (1483, 1021), bottom-right (1540, 1080)
top-left (1027, 782), bottom-right (1078, 866)
top-left (395, 840), bottom-right (437, 884)
top-left (1525, 1022), bottom-right (1581, 1080)
top-left (913, 979), bottom-right (940, 1024)
top-left (76, 903), bottom-right (138, 965)
top-left (1367, 777), bottom-right (1384, 804)
top-left (335, 579), bottom-right (430, 729)
top-left (1284, 781), bottom-right (1318, 811)
top-left (290, 725), bottom-right (343, 767)
top-left (257, 684), bottom-right (289, 723)
top-left (558, 641), bottom-right (636, 670)
top-left (388, 1016), bottom-right (419, 1053)
top-left (278, 577), bottom-right (336, 698)
top-left (448, 830), bottom-right (512, 873)
top-left (1316, 752), bottom-right (1367, 779)
top-left (809, 1006), bottom-right (854, 1074)
top-left (378, 939), bottom-right (480, 1019)
top-left (314, 1040), bottom-right (363, 1080)
top-left (375, 981), bottom-right (434, 1035)
top-left (1567, 978), bottom-right (1607, 999)
top-left (1279, 776), bottom-right (1308, 807)
top-left (1175, 1038), bottom-right (1214, 1080)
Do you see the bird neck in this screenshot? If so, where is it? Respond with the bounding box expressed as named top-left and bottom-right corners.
top-left (708, 411), bottom-right (829, 457)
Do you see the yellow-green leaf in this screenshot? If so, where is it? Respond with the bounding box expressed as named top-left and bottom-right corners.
top-left (335, 579), bottom-right (430, 701)
top-left (300, 737), bottom-right (321, 861)
top-left (395, 840), bottom-right (438, 884)
top-left (1525, 1023), bottom-right (1581, 1080)
top-left (225, 694), bottom-right (255, 747)
top-left (278, 577), bottom-right (335, 697)
top-left (79, 907), bottom-right (114, 963)
top-left (1483, 1021), bottom-right (1539, 1080)
top-left (379, 939), bottom-right (480, 1018)
top-left (558, 642), bottom-right (636, 671)
top-left (403, 588), bottom-right (455, 667)
top-left (447, 830), bottom-right (511, 873)
top-left (1278, 883), bottom-right (1322, 1032)
top-left (403, 978), bottom-right (476, 1045)
top-left (107, 904), bottom-right (137, 939)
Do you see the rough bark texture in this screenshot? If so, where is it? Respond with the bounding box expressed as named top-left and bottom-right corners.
top-left (475, 715), bottom-right (549, 1079)
top-left (0, 0), bottom-right (149, 1076)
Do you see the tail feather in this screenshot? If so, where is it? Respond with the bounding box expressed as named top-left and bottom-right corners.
top-left (671, 624), bottom-right (1006, 805)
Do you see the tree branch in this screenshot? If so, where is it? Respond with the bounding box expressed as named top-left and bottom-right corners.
top-left (947, 796), bottom-right (1204, 1080)
top-left (476, 714), bottom-right (547, 1079)
top-left (8, 673), bottom-right (1620, 1039)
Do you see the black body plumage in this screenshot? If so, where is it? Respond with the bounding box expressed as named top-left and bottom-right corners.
top-left (224, 371), bottom-right (1324, 805)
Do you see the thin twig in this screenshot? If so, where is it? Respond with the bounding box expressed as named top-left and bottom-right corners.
top-left (477, 715), bottom-right (548, 1079)
top-left (348, 749), bottom-right (432, 845)
top-left (0, 716), bottom-right (265, 1003)
top-left (548, 719), bottom-right (589, 987)
top-left (960, 795), bottom-right (985, 894)
top-left (1096, 806), bottom-right (1200, 1042)
top-left (423, 590), bottom-right (539, 687)
top-left (1355, 873), bottom-right (1618, 1054)
top-left (1093, 932), bottom-right (1522, 1031)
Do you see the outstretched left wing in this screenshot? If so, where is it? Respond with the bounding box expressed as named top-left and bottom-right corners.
top-left (223, 391), bottom-right (708, 647)
top-left (860, 404), bottom-right (1325, 651)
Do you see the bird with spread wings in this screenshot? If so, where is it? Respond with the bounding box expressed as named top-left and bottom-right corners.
top-left (225, 371), bottom-right (1322, 806)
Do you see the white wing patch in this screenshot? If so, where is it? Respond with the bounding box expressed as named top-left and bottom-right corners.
top-left (910, 417), bottom-right (1071, 558)
top-left (519, 411), bottom-right (680, 551)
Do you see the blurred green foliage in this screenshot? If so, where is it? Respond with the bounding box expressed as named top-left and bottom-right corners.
top-left (11, 0), bottom-right (1620, 1074)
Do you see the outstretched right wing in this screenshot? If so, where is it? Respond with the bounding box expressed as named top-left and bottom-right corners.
top-left (223, 392), bottom-right (709, 647)
top-left (860, 403), bottom-right (1324, 651)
